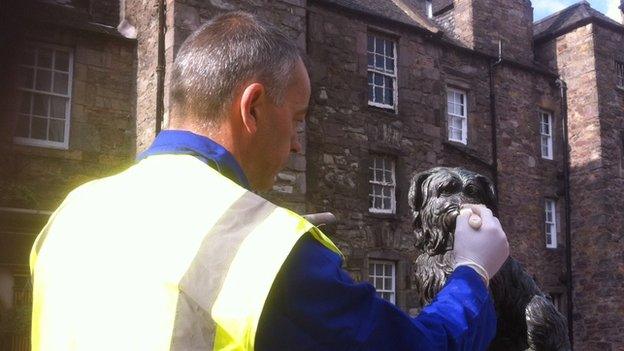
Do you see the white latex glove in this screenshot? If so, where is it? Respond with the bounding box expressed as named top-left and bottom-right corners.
top-left (453, 204), bottom-right (510, 285)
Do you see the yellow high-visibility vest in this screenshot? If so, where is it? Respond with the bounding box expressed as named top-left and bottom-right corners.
top-left (30, 154), bottom-right (341, 350)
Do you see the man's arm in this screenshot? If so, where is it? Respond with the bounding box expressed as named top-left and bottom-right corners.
top-left (256, 235), bottom-right (496, 351)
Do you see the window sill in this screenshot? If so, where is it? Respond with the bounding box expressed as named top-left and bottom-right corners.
top-left (10, 144), bottom-right (82, 161)
top-left (367, 103), bottom-right (397, 116)
top-left (367, 211), bottom-right (399, 220)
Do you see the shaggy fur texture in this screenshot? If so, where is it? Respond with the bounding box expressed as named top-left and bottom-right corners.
top-left (409, 167), bottom-right (570, 351)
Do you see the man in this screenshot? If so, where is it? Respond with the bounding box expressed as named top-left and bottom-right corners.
top-left (30, 11), bottom-right (509, 350)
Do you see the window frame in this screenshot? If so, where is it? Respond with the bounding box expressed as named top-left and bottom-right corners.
top-left (14, 42), bottom-right (74, 150)
top-left (368, 259), bottom-right (396, 304)
top-left (545, 198), bottom-right (557, 249)
top-left (367, 33), bottom-right (398, 111)
top-left (425, 0), bottom-right (433, 18)
top-left (368, 155), bottom-right (396, 214)
top-left (616, 60), bottom-right (624, 89)
top-left (446, 87), bottom-right (468, 144)
top-left (540, 109), bottom-right (553, 160)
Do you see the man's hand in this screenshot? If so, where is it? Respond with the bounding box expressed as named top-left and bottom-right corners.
top-left (453, 204), bottom-right (509, 284)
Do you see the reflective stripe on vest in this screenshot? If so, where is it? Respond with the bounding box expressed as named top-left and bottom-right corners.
top-left (30, 154), bottom-right (341, 351)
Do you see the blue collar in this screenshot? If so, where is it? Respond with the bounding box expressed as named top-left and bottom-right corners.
top-left (137, 130), bottom-right (251, 189)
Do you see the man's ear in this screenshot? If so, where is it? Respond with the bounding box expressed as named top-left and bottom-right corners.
top-left (239, 82), bottom-right (265, 134)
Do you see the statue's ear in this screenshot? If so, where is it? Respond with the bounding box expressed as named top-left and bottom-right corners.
top-left (409, 169), bottom-right (435, 226)
top-left (476, 174), bottom-right (497, 210)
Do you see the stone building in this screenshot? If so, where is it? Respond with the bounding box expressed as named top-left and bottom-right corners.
top-left (0, 0), bottom-right (623, 349)
top-left (0, 0), bottom-right (136, 346)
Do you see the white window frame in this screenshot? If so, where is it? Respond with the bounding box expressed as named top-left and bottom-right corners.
top-left (545, 199), bottom-right (557, 249)
top-left (540, 110), bottom-right (553, 160)
top-left (616, 60), bottom-right (624, 89)
top-left (369, 156), bottom-right (396, 214)
top-left (447, 87), bottom-right (468, 144)
top-left (368, 260), bottom-right (396, 304)
top-left (426, 0), bottom-right (433, 18)
top-left (14, 42), bottom-right (73, 150)
top-left (367, 33), bottom-right (398, 110)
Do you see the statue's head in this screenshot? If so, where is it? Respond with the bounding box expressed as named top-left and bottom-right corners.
top-left (408, 167), bottom-right (497, 255)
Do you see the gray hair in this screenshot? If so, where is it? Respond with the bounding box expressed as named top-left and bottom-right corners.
top-left (170, 11), bottom-right (301, 125)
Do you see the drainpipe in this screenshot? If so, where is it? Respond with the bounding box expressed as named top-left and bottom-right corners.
top-left (556, 77), bottom-right (574, 349)
top-left (488, 40), bottom-right (502, 212)
top-left (155, 0), bottom-right (166, 134)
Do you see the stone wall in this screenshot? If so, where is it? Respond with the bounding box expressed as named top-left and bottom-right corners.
top-left (494, 64), bottom-right (567, 294)
top-left (562, 23), bottom-right (624, 350)
top-left (433, 0), bottom-right (534, 64)
top-left (1, 24), bottom-right (136, 212)
top-left (306, 1), bottom-right (566, 312)
top-left (123, 0), bottom-right (161, 153)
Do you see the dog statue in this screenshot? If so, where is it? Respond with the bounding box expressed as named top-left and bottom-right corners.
top-left (408, 167), bottom-right (570, 351)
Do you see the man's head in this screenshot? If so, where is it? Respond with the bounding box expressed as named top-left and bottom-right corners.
top-left (169, 11), bottom-right (309, 191)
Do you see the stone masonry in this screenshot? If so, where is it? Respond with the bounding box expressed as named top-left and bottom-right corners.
top-left (1, 0), bottom-right (623, 348)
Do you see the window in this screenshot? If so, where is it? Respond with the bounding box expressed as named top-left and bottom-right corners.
top-left (540, 110), bottom-right (553, 160)
top-left (369, 156), bottom-right (396, 214)
top-left (367, 33), bottom-right (397, 109)
top-left (616, 60), bottom-right (624, 88)
top-left (545, 199), bottom-right (557, 249)
top-left (426, 0), bottom-right (433, 18)
top-left (447, 88), bottom-right (467, 144)
top-left (369, 260), bottom-right (396, 303)
top-left (15, 43), bottom-right (73, 149)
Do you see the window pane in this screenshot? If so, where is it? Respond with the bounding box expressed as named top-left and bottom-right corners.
top-left (546, 235), bottom-right (552, 245)
top-left (376, 169), bottom-right (383, 181)
top-left (367, 35), bottom-right (374, 52)
top-left (37, 48), bottom-right (53, 68)
top-left (374, 87), bottom-right (383, 103)
top-left (383, 186), bottom-right (390, 197)
top-left (368, 84), bottom-right (374, 102)
top-left (18, 67), bottom-right (34, 89)
top-left (385, 264), bottom-right (392, 276)
top-left (385, 41), bottom-right (394, 58)
top-left (53, 72), bottom-right (69, 94)
top-left (31, 117), bottom-right (47, 140)
top-left (375, 277), bottom-right (383, 288)
top-left (386, 58), bottom-right (394, 72)
top-left (55, 51), bottom-right (70, 71)
top-left (32, 94), bottom-right (49, 116)
top-left (368, 53), bottom-right (374, 67)
top-left (49, 119), bottom-right (65, 142)
top-left (16, 115), bottom-right (30, 137)
top-left (375, 55), bottom-right (384, 70)
top-left (375, 37), bottom-right (384, 54)
top-left (368, 263), bottom-right (374, 275)
top-left (19, 93), bottom-right (31, 114)
top-left (384, 278), bottom-right (392, 289)
top-left (384, 88), bottom-right (393, 105)
top-left (374, 73), bottom-right (383, 86)
top-left (383, 197), bottom-right (391, 209)
top-left (35, 69), bottom-right (52, 91)
top-left (50, 96), bottom-right (67, 119)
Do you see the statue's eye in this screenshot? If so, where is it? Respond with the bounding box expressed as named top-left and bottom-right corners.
top-left (438, 181), bottom-right (459, 195)
top-left (465, 184), bottom-right (479, 197)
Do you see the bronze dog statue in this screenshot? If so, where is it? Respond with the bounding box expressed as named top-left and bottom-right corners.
top-left (408, 167), bottom-right (570, 351)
